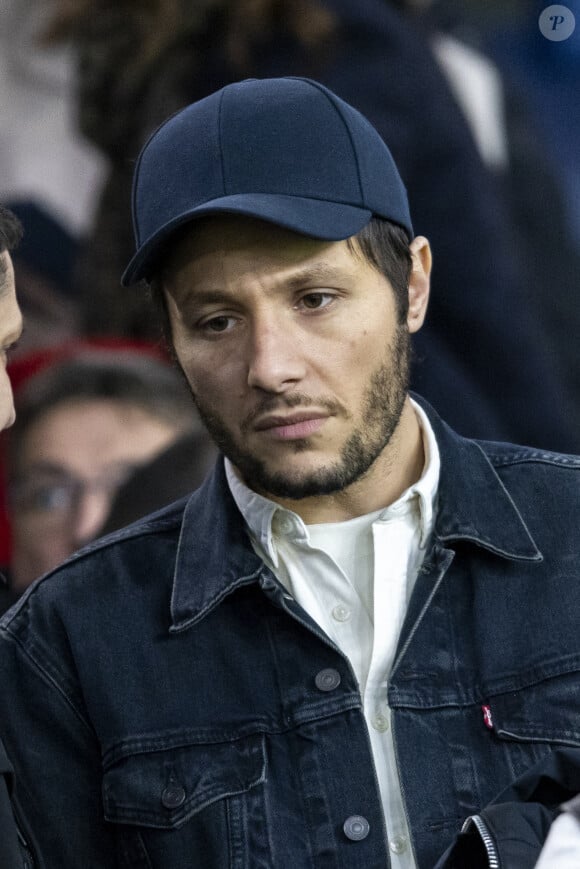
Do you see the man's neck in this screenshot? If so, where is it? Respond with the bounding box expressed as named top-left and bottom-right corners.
top-left (264, 398), bottom-right (425, 524)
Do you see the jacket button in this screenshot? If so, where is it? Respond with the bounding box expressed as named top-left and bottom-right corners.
top-left (315, 668), bottom-right (341, 692)
top-left (161, 783), bottom-right (186, 809)
top-left (343, 815), bottom-right (370, 841)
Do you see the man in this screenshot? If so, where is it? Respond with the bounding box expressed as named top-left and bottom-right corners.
top-left (5, 349), bottom-right (214, 595)
top-left (0, 204), bottom-right (26, 867)
top-left (0, 78), bottom-right (579, 868)
top-left (0, 208), bottom-right (23, 431)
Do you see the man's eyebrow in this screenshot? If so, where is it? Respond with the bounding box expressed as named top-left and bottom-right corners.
top-left (281, 264), bottom-right (343, 292)
top-left (171, 264), bottom-right (344, 307)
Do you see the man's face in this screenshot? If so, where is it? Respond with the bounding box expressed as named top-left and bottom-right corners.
top-left (0, 252), bottom-right (23, 431)
top-left (9, 398), bottom-right (184, 590)
top-left (163, 216), bottom-right (430, 508)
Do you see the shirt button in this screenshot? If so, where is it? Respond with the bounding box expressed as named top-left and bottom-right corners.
top-left (161, 783), bottom-right (186, 809)
top-left (372, 713), bottom-right (389, 732)
top-left (390, 835), bottom-right (408, 855)
top-left (275, 514), bottom-right (294, 534)
top-left (343, 815), bottom-right (370, 841)
top-left (315, 668), bottom-right (341, 692)
top-left (332, 604), bottom-right (351, 623)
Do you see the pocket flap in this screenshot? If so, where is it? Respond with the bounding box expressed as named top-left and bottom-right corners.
top-left (486, 670), bottom-right (580, 746)
top-left (103, 733), bottom-right (266, 829)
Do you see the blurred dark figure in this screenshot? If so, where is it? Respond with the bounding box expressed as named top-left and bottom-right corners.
top-left (5, 201), bottom-right (82, 355)
top-left (101, 430), bottom-right (217, 534)
top-left (45, 0), bottom-right (579, 451)
top-left (482, 0), bottom-right (580, 412)
top-left (411, 0), bottom-right (580, 448)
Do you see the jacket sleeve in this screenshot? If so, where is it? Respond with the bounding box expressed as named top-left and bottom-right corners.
top-left (0, 737), bottom-right (24, 868)
top-left (434, 748), bottom-right (580, 869)
top-left (0, 602), bottom-right (117, 868)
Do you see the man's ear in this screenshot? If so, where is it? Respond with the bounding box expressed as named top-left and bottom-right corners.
top-left (407, 236), bottom-right (431, 334)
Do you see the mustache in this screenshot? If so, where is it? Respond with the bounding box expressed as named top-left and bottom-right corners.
top-left (240, 393), bottom-right (346, 433)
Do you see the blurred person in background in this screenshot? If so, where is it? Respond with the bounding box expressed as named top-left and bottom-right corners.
top-left (0, 207), bottom-right (24, 615)
top-left (0, 209), bottom-right (23, 432)
top-left (4, 200), bottom-right (82, 357)
top-left (0, 204), bottom-right (28, 868)
top-left (0, 0), bottom-right (106, 236)
top-left (4, 350), bottom-right (212, 596)
top-left (406, 0), bottom-right (580, 458)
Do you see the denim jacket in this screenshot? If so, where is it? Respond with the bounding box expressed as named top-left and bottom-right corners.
top-left (0, 398), bottom-right (579, 869)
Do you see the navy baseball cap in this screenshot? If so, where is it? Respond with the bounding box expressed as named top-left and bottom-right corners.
top-left (122, 77), bottom-right (413, 286)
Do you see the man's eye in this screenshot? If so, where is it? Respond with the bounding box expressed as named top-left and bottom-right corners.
top-left (1, 342), bottom-right (18, 363)
top-left (299, 293), bottom-right (334, 310)
top-left (12, 482), bottom-right (74, 513)
top-left (34, 485), bottom-right (73, 511)
top-left (0, 338), bottom-right (20, 362)
top-left (202, 316), bottom-right (235, 333)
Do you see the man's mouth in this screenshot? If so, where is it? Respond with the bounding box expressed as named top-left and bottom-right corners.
top-left (253, 412), bottom-right (329, 440)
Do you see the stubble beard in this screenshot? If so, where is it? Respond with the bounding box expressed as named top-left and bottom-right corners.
top-left (191, 326), bottom-right (411, 500)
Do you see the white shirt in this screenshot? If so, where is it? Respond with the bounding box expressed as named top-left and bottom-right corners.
top-left (226, 399), bottom-right (440, 867)
top-left (535, 812), bottom-right (580, 869)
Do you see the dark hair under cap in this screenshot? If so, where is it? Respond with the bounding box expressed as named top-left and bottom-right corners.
top-left (0, 206), bottom-right (23, 254)
top-left (122, 76), bottom-right (412, 285)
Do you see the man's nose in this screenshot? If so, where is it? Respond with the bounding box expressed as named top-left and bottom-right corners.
top-left (71, 489), bottom-right (113, 547)
top-left (0, 369), bottom-right (16, 429)
top-left (246, 317), bottom-right (307, 393)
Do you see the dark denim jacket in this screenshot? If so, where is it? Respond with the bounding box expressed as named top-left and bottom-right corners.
top-left (0, 399), bottom-right (579, 869)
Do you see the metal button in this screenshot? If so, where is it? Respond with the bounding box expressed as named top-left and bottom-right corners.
top-left (389, 835), bottom-right (408, 854)
top-left (314, 668), bottom-right (341, 692)
top-left (343, 815), bottom-right (370, 841)
top-left (332, 604), bottom-right (351, 623)
top-left (372, 713), bottom-right (389, 732)
top-left (161, 783), bottom-right (186, 809)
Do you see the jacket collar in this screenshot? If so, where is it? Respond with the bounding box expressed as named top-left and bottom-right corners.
top-left (414, 394), bottom-right (542, 562)
top-left (170, 395), bottom-right (542, 630)
top-left (170, 459), bottom-right (265, 631)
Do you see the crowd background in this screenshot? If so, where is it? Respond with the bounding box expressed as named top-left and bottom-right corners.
top-left (1, 0), bottom-right (579, 600)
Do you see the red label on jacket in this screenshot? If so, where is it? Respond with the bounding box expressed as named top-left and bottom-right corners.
top-left (481, 704), bottom-right (494, 730)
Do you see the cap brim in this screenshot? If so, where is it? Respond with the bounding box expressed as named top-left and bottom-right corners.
top-left (121, 194), bottom-right (373, 285)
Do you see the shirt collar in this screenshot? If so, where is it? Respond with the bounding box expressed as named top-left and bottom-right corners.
top-left (169, 396), bottom-right (542, 632)
top-left (225, 397), bottom-right (440, 561)
top-left (225, 462), bottom-right (283, 567)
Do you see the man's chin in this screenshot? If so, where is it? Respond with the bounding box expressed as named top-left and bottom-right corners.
top-left (233, 455), bottom-right (353, 501)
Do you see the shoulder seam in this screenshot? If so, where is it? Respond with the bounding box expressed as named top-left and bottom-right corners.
top-left (0, 631), bottom-right (95, 735)
top-left (53, 509), bottom-right (184, 566)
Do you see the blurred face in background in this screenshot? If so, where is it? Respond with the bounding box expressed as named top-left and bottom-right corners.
top-left (9, 397), bottom-right (183, 591)
top-left (0, 253), bottom-right (23, 431)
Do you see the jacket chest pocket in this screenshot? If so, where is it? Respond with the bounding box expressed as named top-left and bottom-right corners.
top-left (102, 733), bottom-right (267, 869)
top-left (484, 668), bottom-right (580, 781)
